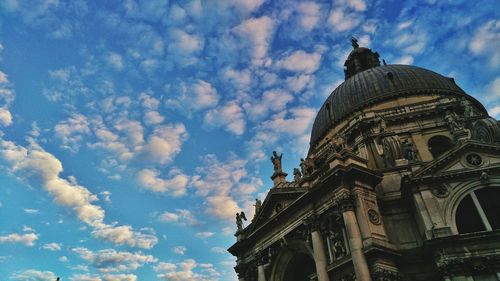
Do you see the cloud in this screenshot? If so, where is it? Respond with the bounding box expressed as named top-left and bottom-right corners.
top-left (166, 80), bottom-right (219, 113)
top-left (469, 20), bottom-right (500, 67)
top-left (210, 247), bottom-right (226, 254)
top-left (158, 209), bottom-right (201, 226)
top-left (243, 89), bottom-right (294, 121)
top-left (0, 140), bottom-right (157, 249)
top-left (173, 246), bottom-right (187, 255)
top-left (232, 0), bottom-right (264, 13)
top-left (168, 29), bottom-right (204, 55)
top-left (296, 2), bottom-right (321, 31)
top-left (195, 232), bottom-right (214, 239)
top-left (54, 113), bottom-right (91, 152)
top-left (42, 242), bottom-right (62, 251)
top-left (0, 232), bottom-right (38, 246)
top-left (107, 52), bottom-right (124, 71)
top-left (100, 191), bottom-right (111, 203)
top-left (485, 77), bottom-right (500, 101)
top-left (73, 247), bottom-right (157, 273)
top-left (204, 101), bottom-right (246, 135)
top-left (103, 274), bottom-right (137, 281)
top-left (23, 208), bottom-right (39, 214)
top-left (0, 107), bottom-right (12, 126)
top-left (136, 168), bottom-right (189, 196)
top-left (394, 55), bottom-right (414, 65)
top-left (488, 105), bottom-right (500, 118)
top-left (276, 50), bottom-right (322, 74)
top-left (10, 269), bottom-right (57, 281)
top-left (233, 16), bottom-right (275, 66)
top-left (337, 0), bottom-right (367, 11)
top-left (327, 7), bottom-right (362, 32)
top-left (154, 259), bottom-right (219, 281)
top-left (70, 274), bottom-right (102, 281)
top-left (91, 224), bottom-right (158, 249)
top-left (141, 124), bottom-right (188, 165)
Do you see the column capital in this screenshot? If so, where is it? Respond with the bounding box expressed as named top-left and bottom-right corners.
top-left (304, 213), bottom-right (322, 232)
top-left (234, 262), bottom-right (248, 278)
top-left (333, 193), bottom-right (355, 212)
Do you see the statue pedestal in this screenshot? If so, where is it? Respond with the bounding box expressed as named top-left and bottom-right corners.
top-left (271, 171), bottom-right (288, 186)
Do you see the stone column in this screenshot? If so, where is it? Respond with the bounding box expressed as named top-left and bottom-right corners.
top-left (336, 194), bottom-right (372, 281)
top-left (256, 251), bottom-right (267, 281)
top-left (311, 228), bottom-right (330, 281)
top-left (234, 262), bottom-right (246, 281)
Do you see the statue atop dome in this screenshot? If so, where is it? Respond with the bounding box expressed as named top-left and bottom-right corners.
top-left (351, 37), bottom-right (359, 49)
top-left (344, 38), bottom-right (381, 80)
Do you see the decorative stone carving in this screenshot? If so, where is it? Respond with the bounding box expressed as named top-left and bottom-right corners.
top-left (471, 117), bottom-right (500, 143)
top-left (431, 185), bottom-right (449, 198)
top-left (381, 135), bottom-right (403, 168)
top-left (371, 268), bottom-right (401, 281)
top-left (293, 168), bottom-right (302, 182)
top-left (254, 198), bottom-right (262, 218)
top-left (236, 211), bottom-right (247, 233)
top-left (368, 209), bottom-right (381, 225)
top-left (401, 139), bottom-right (417, 161)
top-left (465, 153), bottom-right (482, 166)
top-left (333, 193), bottom-right (355, 212)
top-left (300, 157), bottom-right (315, 177)
top-left (445, 111), bottom-right (463, 132)
top-left (436, 254), bottom-right (500, 276)
top-left (270, 151), bottom-right (283, 173)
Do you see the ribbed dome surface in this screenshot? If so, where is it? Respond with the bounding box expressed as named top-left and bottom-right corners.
top-left (310, 64), bottom-right (485, 146)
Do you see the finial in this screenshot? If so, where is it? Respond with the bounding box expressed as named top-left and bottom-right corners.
top-left (351, 37), bottom-right (359, 49)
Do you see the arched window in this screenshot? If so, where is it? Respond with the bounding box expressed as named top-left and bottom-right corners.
top-left (455, 187), bottom-right (500, 234)
top-left (428, 135), bottom-right (452, 158)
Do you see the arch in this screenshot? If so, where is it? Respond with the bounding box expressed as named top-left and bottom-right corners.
top-left (428, 135), bottom-right (452, 158)
top-left (443, 178), bottom-right (500, 234)
top-left (269, 239), bottom-right (316, 281)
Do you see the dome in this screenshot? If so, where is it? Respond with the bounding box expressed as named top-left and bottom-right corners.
top-left (310, 64), bottom-right (487, 146)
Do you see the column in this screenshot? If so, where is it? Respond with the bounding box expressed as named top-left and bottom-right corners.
top-left (257, 264), bottom-right (266, 281)
top-left (235, 262), bottom-right (246, 281)
top-left (311, 228), bottom-right (331, 281)
top-left (336, 194), bottom-right (372, 281)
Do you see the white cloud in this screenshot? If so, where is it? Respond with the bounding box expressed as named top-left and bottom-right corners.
top-left (488, 105), bottom-right (500, 118)
top-left (70, 274), bottom-right (102, 281)
top-left (0, 140), bottom-right (157, 249)
top-left (232, 0), bottom-right (264, 13)
top-left (166, 80), bottom-right (219, 113)
top-left (158, 209), bottom-right (200, 226)
top-left (204, 101), bottom-right (246, 135)
top-left (338, 0), bottom-right (367, 11)
top-left (0, 106), bottom-right (11, 126)
top-left (23, 208), bottom-right (39, 214)
top-left (54, 113), bottom-right (91, 152)
top-left (168, 29), bottom-right (204, 55)
top-left (286, 74), bottom-right (314, 92)
top-left (42, 242), bottom-right (62, 251)
top-left (107, 52), bottom-right (124, 71)
top-left (210, 247), bottom-right (226, 254)
top-left (234, 16), bottom-right (275, 66)
top-left (10, 269), bottom-right (57, 281)
top-left (0, 232), bottom-right (38, 246)
top-left (485, 77), bottom-right (500, 100)
top-left (195, 232), bottom-right (214, 239)
top-left (154, 259), bottom-right (219, 281)
top-left (0, 71), bottom-right (8, 83)
top-left (141, 124), bottom-right (188, 165)
top-left (173, 246), bottom-right (187, 255)
top-left (59, 256), bottom-right (69, 262)
top-left (223, 68), bottom-right (252, 90)
top-left (100, 191), bottom-right (111, 203)
top-left (103, 274), bottom-right (137, 281)
top-left (243, 89), bottom-right (294, 121)
top-left (260, 107), bottom-right (316, 135)
top-left (469, 20), bottom-right (500, 67)
top-left (327, 7), bottom-right (361, 32)
top-left (73, 247), bottom-right (157, 273)
top-left (136, 168), bottom-right (189, 196)
top-left (276, 50), bottom-right (322, 74)
top-left (91, 224), bottom-right (158, 249)
top-left (297, 2), bottom-right (321, 31)
top-left (394, 55), bottom-right (414, 65)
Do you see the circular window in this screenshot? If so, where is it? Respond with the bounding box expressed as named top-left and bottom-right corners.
top-left (466, 153), bottom-right (482, 166)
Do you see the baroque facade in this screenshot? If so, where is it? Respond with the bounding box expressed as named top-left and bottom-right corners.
top-left (228, 40), bottom-right (500, 281)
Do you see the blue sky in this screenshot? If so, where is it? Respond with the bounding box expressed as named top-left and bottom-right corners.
top-left (0, 0), bottom-right (498, 280)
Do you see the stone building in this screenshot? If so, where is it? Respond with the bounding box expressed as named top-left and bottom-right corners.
top-left (228, 40), bottom-right (500, 281)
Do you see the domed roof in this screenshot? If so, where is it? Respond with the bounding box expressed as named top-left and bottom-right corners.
top-left (310, 64), bottom-right (486, 146)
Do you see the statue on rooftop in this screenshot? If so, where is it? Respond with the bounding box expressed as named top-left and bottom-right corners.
top-left (236, 211), bottom-right (247, 232)
top-left (293, 168), bottom-right (302, 182)
top-left (254, 198), bottom-right (262, 216)
top-left (351, 37), bottom-right (359, 49)
top-left (270, 151), bottom-right (283, 173)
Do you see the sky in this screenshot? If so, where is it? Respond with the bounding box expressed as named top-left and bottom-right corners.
top-left (0, 0), bottom-right (498, 280)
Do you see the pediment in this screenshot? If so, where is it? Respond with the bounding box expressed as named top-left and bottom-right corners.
top-left (249, 184), bottom-right (307, 231)
top-left (410, 141), bottom-right (500, 181)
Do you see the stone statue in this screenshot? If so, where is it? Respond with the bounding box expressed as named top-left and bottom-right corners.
top-left (254, 198), bottom-right (262, 216)
top-left (445, 111), bottom-right (462, 132)
top-left (270, 151), bottom-right (283, 173)
top-left (300, 157), bottom-right (314, 177)
top-left (461, 99), bottom-right (474, 118)
top-left (402, 139), bottom-right (417, 161)
top-left (330, 231), bottom-right (346, 259)
top-left (351, 37), bottom-right (359, 49)
top-left (293, 168), bottom-right (302, 182)
top-left (236, 211), bottom-right (247, 232)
